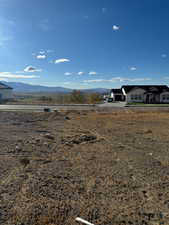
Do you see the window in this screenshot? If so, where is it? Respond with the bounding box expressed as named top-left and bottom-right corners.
top-left (162, 94), bottom-right (169, 100)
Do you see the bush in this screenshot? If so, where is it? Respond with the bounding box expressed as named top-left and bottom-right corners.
top-left (70, 90), bottom-right (86, 104)
top-left (88, 93), bottom-right (102, 104)
top-left (38, 96), bottom-right (53, 102)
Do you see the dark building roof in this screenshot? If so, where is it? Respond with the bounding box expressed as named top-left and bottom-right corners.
top-left (111, 88), bottom-right (123, 94)
top-left (121, 85), bottom-right (169, 94)
top-left (0, 82), bottom-right (13, 89)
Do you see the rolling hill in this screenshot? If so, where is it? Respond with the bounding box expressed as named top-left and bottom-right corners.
top-left (2, 81), bottom-right (109, 94)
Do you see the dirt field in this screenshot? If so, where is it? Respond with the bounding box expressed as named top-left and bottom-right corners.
top-left (1, 110), bottom-right (169, 225)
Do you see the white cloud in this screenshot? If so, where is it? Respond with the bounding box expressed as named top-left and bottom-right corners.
top-left (84, 79), bottom-right (105, 83)
top-left (39, 51), bottom-right (45, 54)
top-left (64, 72), bottom-right (72, 76)
top-left (36, 55), bottom-right (46, 59)
top-left (78, 71), bottom-right (84, 75)
top-left (112, 25), bottom-right (120, 31)
top-left (161, 54), bottom-right (167, 58)
top-left (0, 78), bottom-right (8, 82)
top-left (24, 66), bottom-right (42, 73)
top-left (89, 71), bottom-right (97, 75)
top-left (55, 58), bottom-right (70, 64)
top-left (130, 67), bottom-right (137, 71)
top-left (0, 72), bottom-right (39, 79)
top-left (83, 77), bottom-right (151, 83)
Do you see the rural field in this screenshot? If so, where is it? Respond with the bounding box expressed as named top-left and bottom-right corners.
top-left (1, 110), bottom-right (169, 225)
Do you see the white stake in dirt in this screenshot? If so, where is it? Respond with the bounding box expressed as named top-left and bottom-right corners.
top-left (76, 217), bottom-right (94, 225)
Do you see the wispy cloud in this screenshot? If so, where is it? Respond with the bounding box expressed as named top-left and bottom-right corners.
top-left (83, 77), bottom-right (151, 83)
top-left (130, 67), bottom-right (137, 71)
top-left (78, 71), bottom-right (84, 75)
top-left (102, 8), bottom-right (107, 13)
top-left (163, 76), bottom-right (169, 80)
top-left (39, 51), bottom-right (45, 54)
top-left (0, 35), bottom-right (13, 46)
top-left (46, 49), bottom-right (54, 53)
top-left (0, 78), bottom-right (8, 82)
top-left (63, 82), bottom-right (71, 85)
top-left (36, 55), bottom-right (46, 59)
top-left (112, 25), bottom-right (120, 31)
top-left (84, 15), bottom-right (89, 19)
top-left (89, 71), bottom-right (97, 75)
top-left (0, 17), bottom-right (15, 46)
top-left (24, 66), bottom-right (42, 73)
top-left (55, 58), bottom-right (70, 64)
top-left (84, 79), bottom-right (105, 83)
top-left (161, 54), bottom-right (167, 58)
top-left (39, 19), bottom-right (50, 31)
top-left (0, 72), bottom-right (39, 79)
top-left (64, 72), bottom-right (72, 76)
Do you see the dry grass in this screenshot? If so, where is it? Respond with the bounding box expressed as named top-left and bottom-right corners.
top-left (1, 110), bottom-right (169, 225)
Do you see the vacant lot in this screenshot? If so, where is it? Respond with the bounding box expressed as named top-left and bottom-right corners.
top-left (1, 110), bottom-right (169, 225)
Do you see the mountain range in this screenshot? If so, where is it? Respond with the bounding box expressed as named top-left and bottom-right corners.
top-left (2, 81), bottom-right (109, 94)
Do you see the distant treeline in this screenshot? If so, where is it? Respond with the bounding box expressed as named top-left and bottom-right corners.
top-left (13, 90), bottom-right (104, 104)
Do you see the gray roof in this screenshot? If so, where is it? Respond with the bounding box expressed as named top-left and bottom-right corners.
top-left (111, 88), bottom-right (123, 94)
top-left (0, 82), bottom-right (13, 89)
top-left (122, 85), bottom-right (169, 94)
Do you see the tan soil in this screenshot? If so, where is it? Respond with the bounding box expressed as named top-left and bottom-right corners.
top-left (1, 110), bottom-right (169, 225)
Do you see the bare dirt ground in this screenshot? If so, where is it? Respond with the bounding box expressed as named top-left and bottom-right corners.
top-left (1, 110), bottom-right (169, 225)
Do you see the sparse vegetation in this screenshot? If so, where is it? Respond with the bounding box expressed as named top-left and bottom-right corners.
top-left (1, 110), bottom-right (169, 225)
top-left (10, 91), bottom-right (103, 105)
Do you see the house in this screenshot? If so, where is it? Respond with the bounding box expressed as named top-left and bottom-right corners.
top-left (110, 88), bottom-right (125, 101)
top-left (121, 85), bottom-right (169, 104)
top-left (0, 82), bottom-right (13, 101)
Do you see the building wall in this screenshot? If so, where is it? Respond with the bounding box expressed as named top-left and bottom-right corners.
top-left (110, 92), bottom-right (114, 99)
top-left (0, 89), bottom-right (13, 100)
top-left (125, 88), bottom-right (145, 103)
top-left (110, 92), bottom-right (124, 101)
top-left (160, 92), bottom-right (169, 103)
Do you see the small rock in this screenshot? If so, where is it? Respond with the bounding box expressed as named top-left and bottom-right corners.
top-left (15, 145), bottom-right (22, 152)
top-left (19, 158), bottom-right (30, 167)
top-left (65, 116), bottom-right (71, 120)
top-left (145, 129), bottom-right (153, 134)
top-left (35, 138), bottom-right (41, 143)
top-left (43, 133), bottom-right (55, 140)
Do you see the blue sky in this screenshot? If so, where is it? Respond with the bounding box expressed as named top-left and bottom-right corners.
top-left (0, 0), bottom-right (169, 89)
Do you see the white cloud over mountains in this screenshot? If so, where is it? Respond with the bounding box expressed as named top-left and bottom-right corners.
top-left (0, 72), bottom-right (39, 79)
top-left (83, 77), bottom-right (151, 83)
